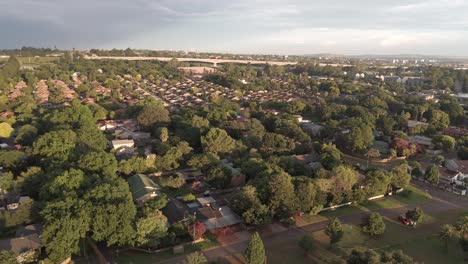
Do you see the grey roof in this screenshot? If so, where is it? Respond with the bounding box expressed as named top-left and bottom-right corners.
top-left (16, 224), bottom-right (42, 237)
top-left (0, 235), bottom-right (41, 253)
top-left (203, 206), bottom-right (243, 230)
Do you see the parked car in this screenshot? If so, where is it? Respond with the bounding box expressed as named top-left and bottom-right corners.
top-left (398, 215), bottom-right (411, 225)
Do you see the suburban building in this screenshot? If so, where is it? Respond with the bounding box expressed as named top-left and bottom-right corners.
top-left (407, 120), bottom-right (429, 134)
top-left (111, 139), bottom-right (135, 155)
top-left (443, 126), bottom-right (468, 138)
top-left (220, 159), bottom-right (246, 187)
top-left (128, 174), bottom-right (162, 205)
top-left (0, 224), bottom-right (42, 262)
top-left (408, 135), bottom-right (433, 148)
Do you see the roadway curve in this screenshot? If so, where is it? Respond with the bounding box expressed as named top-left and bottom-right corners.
top-left (83, 56), bottom-right (298, 66)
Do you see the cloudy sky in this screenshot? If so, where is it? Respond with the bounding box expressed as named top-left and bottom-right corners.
top-left (1, 0), bottom-right (467, 55)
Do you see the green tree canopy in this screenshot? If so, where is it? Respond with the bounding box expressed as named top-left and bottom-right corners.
top-left (245, 232), bottom-right (266, 264)
top-left (326, 218), bottom-right (344, 246)
top-left (362, 213), bottom-right (386, 236)
top-left (201, 128), bottom-right (236, 155)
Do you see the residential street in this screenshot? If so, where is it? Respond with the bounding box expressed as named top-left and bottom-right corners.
top-left (160, 181), bottom-right (467, 264)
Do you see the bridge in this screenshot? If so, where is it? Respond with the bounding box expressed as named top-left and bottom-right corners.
top-left (83, 55), bottom-right (298, 67)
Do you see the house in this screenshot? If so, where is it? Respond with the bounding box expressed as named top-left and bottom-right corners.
top-left (201, 206), bottom-right (243, 230)
top-left (403, 77), bottom-right (425, 86)
top-left (407, 120), bottom-right (429, 134)
top-left (444, 159), bottom-right (468, 185)
top-left (220, 160), bottom-right (246, 187)
top-left (301, 122), bottom-right (323, 136)
top-left (443, 127), bottom-right (468, 139)
top-left (97, 120), bottom-right (117, 131)
top-left (0, 224), bottom-right (42, 262)
top-left (408, 135), bottom-right (432, 147)
top-left (128, 174), bottom-right (162, 205)
top-left (111, 139), bottom-right (135, 154)
top-left (383, 76), bottom-right (402, 84)
top-left (4, 195), bottom-right (31, 211)
top-left (162, 198), bottom-right (192, 225)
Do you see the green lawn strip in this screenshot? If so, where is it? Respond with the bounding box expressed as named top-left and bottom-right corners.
top-left (302, 214), bottom-right (328, 224)
top-left (391, 185), bottom-right (431, 205)
top-left (358, 198), bottom-right (401, 211)
top-left (155, 179), bottom-right (193, 197)
top-left (383, 235), bottom-right (466, 264)
top-left (320, 205), bottom-right (367, 218)
top-left (114, 233), bottom-right (219, 263)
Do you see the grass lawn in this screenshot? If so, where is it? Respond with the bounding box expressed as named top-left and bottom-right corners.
top-left (386, 235), bottom-right (466, 264)
top-left (391, 185), bottom-right (431, 205)
top-left (320, 205), bottom-right (366, 218)
top-left (301, 214), bottom-right (328, 224)
top-left (358, 198), bottom-right (401, 210)
top-left (113, 233), bottom-right (219, 264)
top-left (266, 208), bottom-right (468, 264)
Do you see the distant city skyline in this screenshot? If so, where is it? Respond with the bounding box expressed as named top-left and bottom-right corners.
top-left (1, 0), bottom-right (468, 56)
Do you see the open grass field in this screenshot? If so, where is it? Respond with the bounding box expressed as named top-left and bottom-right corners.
top-left (391, 185), bottom-right (432, 205)
top-left (267, 208), bottom-right (467, 264)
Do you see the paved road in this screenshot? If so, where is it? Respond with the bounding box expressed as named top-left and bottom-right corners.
top-left (155, 181), bottom-right (467, 264)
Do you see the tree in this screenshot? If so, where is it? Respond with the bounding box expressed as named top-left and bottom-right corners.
top-left (320, 143), bottom-right (342, 170)
top-left (0, 122), bottom-right (13, 138)
top-left (365, 148), bottom-right (380, 168)
top-left (427, 109), bottom-right (450, 130)
top-left (201, 128), bottom-right (236, 154)
top-left (439, 224), bottom-right (458, 249)
top-left (295, 179), bottom-right (324, 213)
top-left (206, 165), bottom-right (232, 189)
top-left (363, 169), bottom-right (391, 196)
top-left (245, 232), bottom-right (266, 264)
top-left (182, 252), bottom-right (207, 264)
top-left (440, 135), bottom-right (456, 152)
top-left (390, 164), bottom-right (411, 189)
top-left (134, 211), bottom-right (168, 246)
top-left (298, 234), bottom-right (314, 255)
top-left (326, 218), bottom-right (344, 246)
top-left (188, 222), bottom-right (206, 240)
top-left (340, 123), bottom-right (374, 153)
top-left (424, 165), bottom-right (439, 184)
top-left (260, 132), bottom-right (295, 155)
top-left (159, 173), bottom-right (186, 189)
top-left (347, 249), bottom-right (415, 264)
top-left (268, 172), bottom-right (296, 218)
top-left (0, 250), bottom-right (18, 264)
top-left (33, 130), bottom-right (77, 163)
top-left (231, 186), bottom-right (270, 226)
top-left (159, 127), bottom-right (169, 143)
top-left (331, 166), bottom-right (359, 193)
top-left (362, 213), bottom-right (386, 236)
top-left (15, 124), bottom-right (38, 145)
top-left (137, 103), bottom-right (170, 128)
top-left (406, 208), bottom-right (423, 225)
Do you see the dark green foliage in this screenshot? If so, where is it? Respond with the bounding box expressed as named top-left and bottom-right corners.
top-left (347, 249), bottom-right (415, 264)
top-left (326, 218), bottom-right (344, 246)
top-left (362, 213), bottom-right (386, 236)
top-left (245, 232), bottom-right (265, 264)
top-left (201, 128), bottom-right (236, 155)
top-left (159, 173), bottom-right (185, 189)
top-left (298, 234), bottom-right (314, 254)
top-left (137, 102), bottom-right (170, 128)
top-left (206, 165), bottom-right (232, 189)
top-left (406, 208), bottom-right (423, 224)
top-left (424, 165), bottom-right (439, 184)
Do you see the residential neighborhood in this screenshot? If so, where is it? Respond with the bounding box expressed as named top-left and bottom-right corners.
top-left (0, 2), bottom-right (468, 262)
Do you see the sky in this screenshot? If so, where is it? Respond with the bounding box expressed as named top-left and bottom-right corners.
top-left (1, 0), bottom-right (468, 56)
